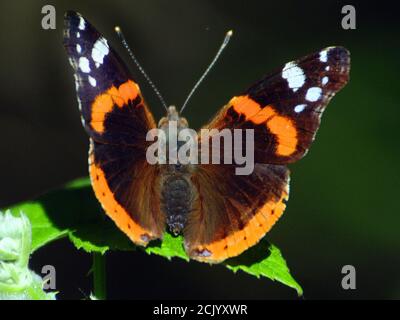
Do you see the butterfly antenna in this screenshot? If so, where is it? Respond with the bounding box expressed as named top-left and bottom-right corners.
top-left (180, 30), bottom-right (233, 114)
top-left (115, 26), bottom-right (168, 111)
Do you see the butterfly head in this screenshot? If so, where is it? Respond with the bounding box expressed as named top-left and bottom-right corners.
top-left (158, 105), bottom-right (189, 131)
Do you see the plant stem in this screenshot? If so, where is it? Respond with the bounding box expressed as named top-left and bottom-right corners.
top-left (92, 253), bottom-right (106, 300)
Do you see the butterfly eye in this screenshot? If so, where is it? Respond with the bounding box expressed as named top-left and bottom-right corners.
top-left (157, 117), bottom-right (169, 128)
top-left (179, 118), bottom-right (189, 128)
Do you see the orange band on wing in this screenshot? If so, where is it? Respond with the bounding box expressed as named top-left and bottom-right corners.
top-left (230, 95), bottom-right (298, 157)
top-left (231, 95), bottom-right (261, 119)
top-left (250, 106), bottom-right (276, 124)
top-left (249, 105), bottom-right (298, 157)
top-left (266, 115), bottom-right (298, 156)
top-left (91, 80), bottom-right (140, 133)
top-left (89, 152), bottom-right (154, 246)
top-left (190, 187), bottom-right (289, 263)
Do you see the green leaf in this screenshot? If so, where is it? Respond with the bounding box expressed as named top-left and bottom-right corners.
top-left (146, 233), bottom-right (189, 261)
top-left (225, 241), bottom-right (303, 295)
top-left (3, 177), bottom-right (302, 295)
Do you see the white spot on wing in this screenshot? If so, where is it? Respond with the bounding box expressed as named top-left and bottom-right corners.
top-left (325, 66), bottom-right (330, 71)
top-left (322, 76), bottom-right (329, 85)
top-left (78, 57), bottom-right (91, 73)
top-left (76, 32), bottom-right (80, 38)
top-left (78, 16), bottom-right (86, 30)
top-left (92, 38), bottom-right (109, 67)
top-left (319, 49), bottom-right (328, 62)
top-left (88, 75), bottom-right (97, 87)
top-left (306, 87), bottom-right (322, 102)
top-left (294, 104), bottom-right (307, 113)
top-left (282, 62), bottom-right (305, 92)
top-left (76, 44), bottom-right (82, 54)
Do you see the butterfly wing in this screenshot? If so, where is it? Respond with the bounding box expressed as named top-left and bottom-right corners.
top-left (185, 47), bottom-right (350, 262)
top-left (186, 163), bottom-right (289, 263)
top-left (64, 11), bottom-right (164, 245)
top-left (202, 46), bottom-right (350, 164)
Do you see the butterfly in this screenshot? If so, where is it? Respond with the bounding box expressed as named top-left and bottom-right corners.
top-left (63, 11), bottom-right (350, 263)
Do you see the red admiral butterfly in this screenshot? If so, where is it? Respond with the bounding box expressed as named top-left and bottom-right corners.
top-left (64, 11), bottom-right (350, 263)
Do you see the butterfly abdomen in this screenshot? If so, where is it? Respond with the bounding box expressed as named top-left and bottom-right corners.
top-left (161, 166), bottom-right (193, 235)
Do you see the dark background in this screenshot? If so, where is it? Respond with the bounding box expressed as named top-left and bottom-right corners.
top-left (1, 0), bottom-right (399, 299)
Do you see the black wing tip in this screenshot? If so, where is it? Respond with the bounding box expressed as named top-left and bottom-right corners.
top-left (64, 10), bottom-right (89, 29)
top-left (323, 46), bottom-right (350, 66)
top-left (318, 46), bottom-right (351, 81)
top-left (63, 10), bottom-right (99, 44)
top-left (64, 10), bottom-right (81, 19)
top-left (323, 45), bottom-right (350, 54)
top-left (63, 10), bottom-right (81, 31)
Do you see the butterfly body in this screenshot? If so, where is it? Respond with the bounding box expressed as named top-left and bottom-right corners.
top-left (157, 106), bottom-right (194, 235)
top-left (161, 166), bottom-right (193, 235)
top-left (64, 11), bottom-right (350, 263)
